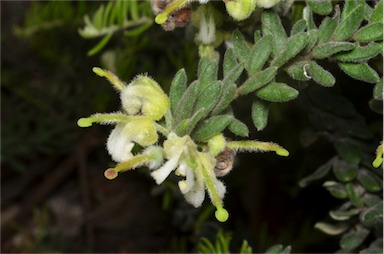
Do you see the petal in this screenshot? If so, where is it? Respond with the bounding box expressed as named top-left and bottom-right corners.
top-left (150, 154), bottom-right (179, 184)
top-left (179, 164), bottom-right (195, 194)
top-left (123, 118), bottom-right (158, 147)
top-left (107, 124), bottom-right (134, 162)
top-left (184, 181), bottom-right (205, 208)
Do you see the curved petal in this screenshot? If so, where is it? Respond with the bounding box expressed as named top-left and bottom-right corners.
top-left (107, 123), bottom-right (134, 162)
top-left (150, 154), bottom-right (180, 184)
top-left (184, 181), bottom-right (205, 208)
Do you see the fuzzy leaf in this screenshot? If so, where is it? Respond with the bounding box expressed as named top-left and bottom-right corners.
top-left (223, 48), bottom-right (237, 77)
top-left (329, 209), bottom-right (360, 221)
top-left (198, 58), bottom-right (218, 91)
top-left (247, 34), bottom-right (273, 74)
top-left (334, 139), bottom-right (362, 164)
top-left (170, 68), bottom-right (187, 114)
top-left (338, 62), bottom-right (380, 83)
top-left (323, 181), bottom-right (348, 199)
top-left (318, 17), bottom-right (338, 44)
top-left (262, 11), bottom-right (287, 57)
top-left (211, 84), bottom-right (236, 115)
top-left (175, 108), bottom-right (206, 136)
top-left (265, 244), bottom-right (283, 254)
top-left (290, 19), bottom-right (307, 35)
top-left (228, 118), bottom-right (249, 137)
top-left (360, 201), bottom-right (383, 226)
top-left (256, 82), bottom-right (299, 102)
top-left (173, 80), bottom-right (199, 126)
top-left (271, 32), bottom-right (308, 67)
top-left (345, 183), bottom-right (364, 208)
top-left (254, 30), bottom-right (261, 43)
top-left (373, 79), bottom-right (383, 100)
top-left (341, 0), bottom-right (360, 21)
top-left (232, 30), bottom-right (250, 64)
top-left (340, 229), bottom-right (370, 251)
top-left (308, 61), bottom-right (335, 87)
top-left (333, 160), bottom-right (358, 182)
top-left (315, 222), bottom-right (348, 235)
top-left (306, 0), bottom-right (332, 15)
top-left (303, 29), bottom-right (318, 53)
top-left (370, 0), bottom-right (383, 22)
top-left (303, 6), bottom-right (317, 30)
top-left (251, 99), bottom-right (269, 131)
top-left (192, 115), bottom-right (233, 142)
top-left (354, 22), bottom-right (384, 42)
top-left (193, 81), bottom-right (221, 118)
top-left (312, 42), bottom-right (355, 59)
top-left (222, 63), bottom-right (244, 88)
top-left (334, 4), bottom-right (365, 41)
top-left (299, 158), bottom-right (334, 187)
top-left (357, 170), bottom-right (382, 192)
top-left (286, 61), bottom-right (311, 81)
top-left (238, 67), bottom-right (277, 95)
top-left (334, 43), bottom-right (382, 62)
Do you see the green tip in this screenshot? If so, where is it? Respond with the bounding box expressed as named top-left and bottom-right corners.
top-left (276, 148), bottom-right (289, 157)
top-left (92, 67), bottom-right (105, 77)
top-left (155, 13), bottom-right (168, 24)
top-left (77, 118), bottom-right (92, 127)
top-left (215, 208), bottom-right (229, 222)
top-left (372, 157), bottom-right (382, 168)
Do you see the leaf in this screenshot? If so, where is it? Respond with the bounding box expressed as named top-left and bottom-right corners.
top-left (329, 209), bottom-right (360, 221)
top-left (334, 4), bottom-right (365, 41)
top-left (175, 108), bottom-right (206, 136)
top-left (318, 17), bottom-right (338, 44)
top-left (247, 34), bottom-right (273, 74)
top-left (334, 43), bottom-right (382, 62)
top-left (363, 193), bottom-right (382, 207)
top-left (357, 170), bottom-right (382, 192)
top-left (340, 229), bottom-right (370, 251)
top-left (238, 67), bottom-right (277, 95)
top-left (338, 62), bottom-right (380, 84)
top-left (271, 32), bottom-right (308, 67)
top-left (341, 0), bottom-right (360, 22)
top-left (303, 6), bottom-right (317, 30)
top-left (192, 115), bottom-right (233, 142)
top-left (370, 0), bottom-right (383, 22)
top-left (303, 29), bottom-right (318, 53)
top-left (193, 81), bottom-right (221, 119)
top-left (254, 30), bottom-right (261, 43)
top-left (286, 61), bottom-right (311, 81)
top-left (256, 82), bottom-right (299, 102)
top-left (211, 84), bottom-right (236, 115)
top-left (360, 201), bottom-right (383, 227)
top-left (173, 80), bottom-right (199, 126)
top-left (265, 244), bottom-right (283, 254)
top-left (315, 222), bottom-right (349, 235)
top-left (308, 61), bottom-right (335, 87)
top-left (306, 0), bottom-right (332, 15)
top-left (232, 29), bottom-right (250, 64)
top-left (290, 19), bottom-right (307, 36)
top-left (312, 42), bottom-right (355, 59)
top-left (223, 48), bottom-right (238, 78)
top-left (262, 11), bottom-right (287, 57)
top-left (299, 158), bottom-right (334, 187)
top-left (198, 58), bottom-right (218, 91)
top-left (345, 183), bottom-right (364, 208)
top-left (334, 139), bottom-right (362, 164)
top-left (373, 79), bottom-right (383, 100)
top-left (87, 33), bottom-right (113, 56)
top-left (354, 22), bottom-right (384, 42)
top-left (333, 160), bottom-right (358, 182)
top-left (252, 99), bottom-right (269, 131)
top-left (323, 181), bottom-right (348, 199)
top-left (170, 68), bottom-right (187, 114)
top-left (228, 118), bottom-right (249, 137)
top-left (222, 63), bottom-right (244, 88)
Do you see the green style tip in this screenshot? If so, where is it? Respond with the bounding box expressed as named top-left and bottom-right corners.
top-left (77, 118), bottom-right (93, 127)
top-left (92, 67), bottom-right (105, 77)
top-left (155, 13), bottom-right (168, 25)
top-left (215, 208), bottom-right (229, 222)
top-left (372, 157), bottom-right (382, 168)
top-left (276, 148), bottom-right (289, 157)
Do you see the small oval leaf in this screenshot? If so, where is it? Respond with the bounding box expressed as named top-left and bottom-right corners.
top-left (251, 99), bottom-right (269, 131)
top-left (228, 118), bottom-right (249, 137)
top-left (334, 4), bottom-right (365, 41)
top-left (312, 42), bottom-right (355, 59)
top-left (335, 42), bottom-right (382, 62)
top-left (354, 22), bottom-right (384, 42)
top-left (238, 67), bottom-right (277, 95)
top-left (306, 0), bottom-right (332, 15)
top-left (247, 34), bottom-right (273, 74)
top-left (256, 82), bottom-right (299, 102)
top-left (170, 68), bottom-right (187, 114)
top-left (271, 32), bottom-right (308, 67)
top-left (308, 61), bottom-right (335, 87)
top-left (338, 62), bottom-right (380, 84)
top-left (192, 115), bottom-right (233, 142)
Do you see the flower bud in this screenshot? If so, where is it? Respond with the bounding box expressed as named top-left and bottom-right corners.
top-left (225, 0), bottom-right (257, 21)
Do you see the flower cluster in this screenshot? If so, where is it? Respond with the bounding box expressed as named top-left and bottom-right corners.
top-left (78, 68), bottom-right (289, 222)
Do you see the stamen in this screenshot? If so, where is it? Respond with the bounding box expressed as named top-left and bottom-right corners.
top-left (227, 140), bottom-right (289, 157)
top-left (92, 67), bottom-right (125, 91)
top-left (77, 113), bottom-right (146, 127)
top-left (373, 142), bottom-right (383, 168)
top-left (104, 153), bottom-right (153, 180)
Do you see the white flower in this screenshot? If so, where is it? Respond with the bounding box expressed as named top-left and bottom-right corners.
top-left (197, 14), bottom-right (216, 45)
top-left (107, 123), bottom-right (135, 162)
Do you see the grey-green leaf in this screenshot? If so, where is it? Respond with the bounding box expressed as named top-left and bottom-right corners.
top-left (357, 170), bottom-right (382, 192)
top-left (173, 80), bottom-right (199, 126)
top-left (303, 29), bottom-right (318, 54)
top-left (334, 139), bottom-right (362, 164)
top-left (306, 0), bottom-right (332, 15)
top-left (192, 115), bottom-right (233, 142)
top-left (262, 11), bottom-right (287, 57)
top-left (318, 17), bottom-right (338, 44)
top-left (303, 6), bottom-right (317, 30)
top-left (170, 68), bottom-right (187, 114)
top-left (238, 67), bottom-right (277, 95)
top-left (223, 48), bottom-right (237, 77)
top-left (308, 61), bottom-right (335, 87)
top-left (265, 244), bottom-right (283, 254)
top-left (247, 34), bottom-right (273, 74)
top-left (335, 43), bottom-right (382, 62)
top-left (373, 79), bottom-right (383, 100)
top-left (360, 201), bottom-right (383, 227)
top-left (290, 19), bottom-right (307, 36)
top-left (252, 99), bottom-right (269, 131)
top-left (333, 160), bottom-right (358, 182)
top-left (324, 181), bottom-right (348, 199)
top-left (256, 82), bottom-right (299, 102)
top-left (354, 22), bottom-right (384, 42)
top-left (211, 84), bottom-right (236, 115)
top-left (340, 228), bottom-right (370, 251)
top-left (286, 61), bottom-right (311, 81)
top-left (198, 58), bottom-right (218, 91)
top-left (370, 0), bottom-right (383, 22)
top-left (299, 158), bottom-right (334, 187)
top-left (193, 81), bottom-right (221, 118)
top-left (222, 63), bottom-right (244, 88)
top-left (232, 30), bottom-right (250, 64)
top-left (175, 108), bottom-right (206, 136)
top-left (228, 118), bottom-right (249, 137)
top-left (345, 183), bottom-right (364, 208)
top-left (271, 32), bottom-right (308, 67)
top-left (312, 42), bottom-right (355, 59)
top-left (338, 62), bottom-right (380, 83)
top-left (334, 4), bottom-right (365, 41)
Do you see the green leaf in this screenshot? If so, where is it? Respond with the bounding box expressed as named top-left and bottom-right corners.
top-left (341, 0), bottom-right (359, 22)
top-left (286, 61), bottom-right (311, 81)
top-left (192, 115), bottom-right (233, 142)
top-left (290, 19), bottom-right (307, 35)
top-left (223, 48), bottom-right (238, 78)
top-left (87, 33), bottom-right (113, 56)
top-left (247, 35), bottom-right (273, 74)
top-left (303, 29), bottom-right (318, 53)
top-left (360, 246), bottom-right (384, 254)
top-left (254, 30), bottom-right (261, 43)
top-left (312, 42), bottom-right (355, 59)
top-left (363, 193), bottom-right (382, 207)
top-left (271, 32), bottom-right (308, 67)
top-left (334, 139), bottom-right (362, 164)
top-left (306, 0), bottom-right (332, 15)
top-left (256, 82), bottom-right (299, 102)
top-left (251, 99), bottom-right (269, 131)
top-left (360, 201), bottom-right (383, 226)
top-left (329, 209), bottom-right (360, 221)
top-left (333, 160), bottom-right (358, 182)
top-left (238, 67), bottom-right (277, 95)
top-left (338, 62), bottom-right (380, 83)
top-left (299, 158), bottom-right (334, 187)
top-left (222, 63), bottom-right (244, 88)
top-left (303, 6), bottom-right (317, 30)
top-left (323, 181), bottom-right (348, 199)
top-left (334, 42), bottom-right (382, 62)
top-left (198, 58), bottom-right (218, 91)
top-left (354, 22), bottom-right (384, 42)
top-left (281, 246), bottom-right (291, 254)
top-left (193, 81), bottom-right (221, 118)
top-left (175, 108), bottom-right (206, 136)
top-left (228, 118), bottom-right (249, 137)
top-left (262, 11), bottom-right (287, 57)
top-left (211, 84), bottom-right (236, 115)
top-left (334, 4), bottom-right (365, 41)
top-left (170, 68), bottom-right (187, 114)
top-left (265, 244), bottom-right (283, 254)
top-left (357, 170), bottom-right (382, 192)
top-left (173, 80), bottom-right (199, 126)
top-left (308, 61), bottom-right (335, 87)
top-left (318, 17), bottom-right (338, 44)
top-left (370, 0), bottom-right (383, 22)
top-left (232, 30), bottom-right (250, 64)
top-left (345, 183), bottom-right (364, 208)
top-left (340, 229), bottom-right (370, 251)
top-left (373, 79), bottom-right (383, 100)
